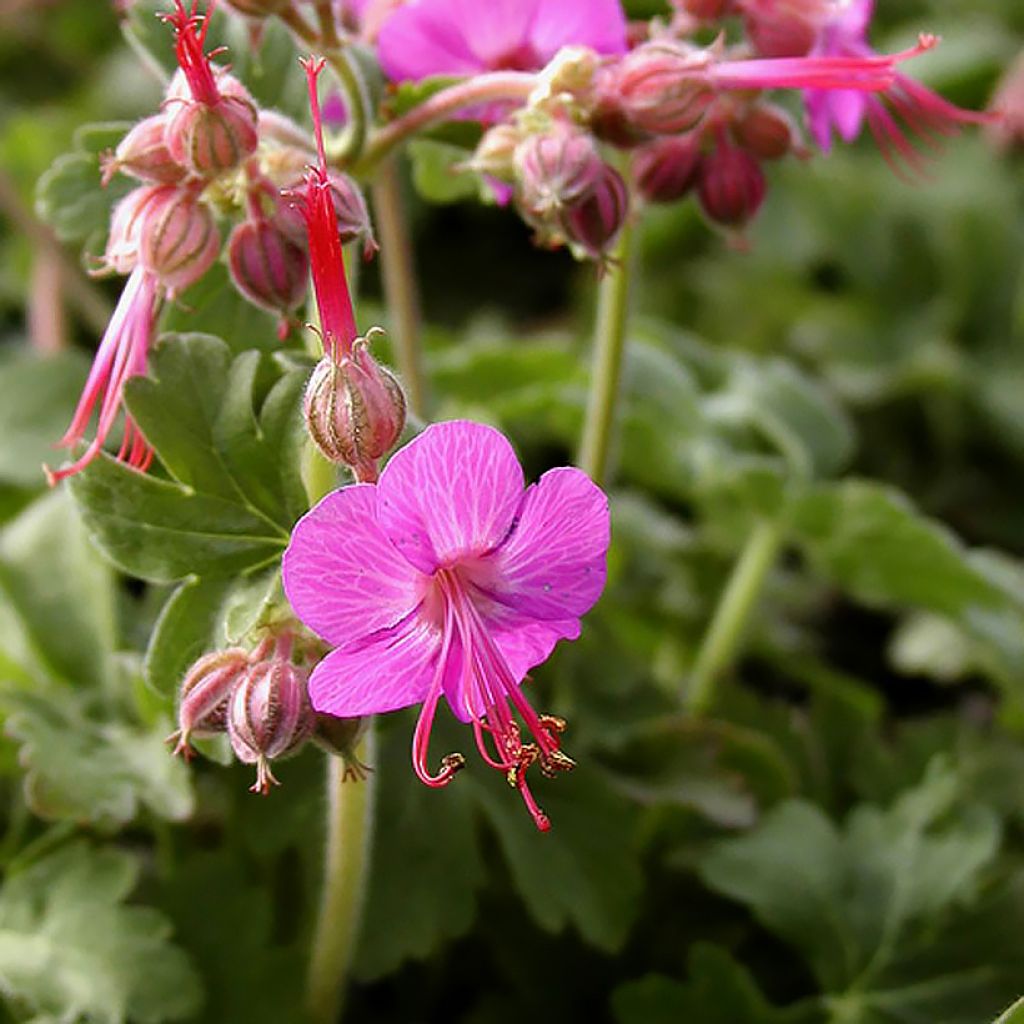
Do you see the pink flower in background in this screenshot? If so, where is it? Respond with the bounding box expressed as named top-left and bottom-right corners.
top-left (377, 0), bottom-right (628, 81)
top-left (44, 267), bottom-right (159, 484)
top-left (803, 0), bottom-right (990, 175)
top-left (283, 420), bottom-right (610, 830)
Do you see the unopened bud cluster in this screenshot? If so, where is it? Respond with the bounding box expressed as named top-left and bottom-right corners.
top-left (171, 630), bottom-right (364, 794)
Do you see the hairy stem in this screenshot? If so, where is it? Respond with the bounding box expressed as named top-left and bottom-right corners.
top-left (354, 72), bottom-right (535, 174)
top-left (686, 520), bottom-right (784, 716)
top-left (371, 160), bottom-right (428, 417)
top-left (577, 216), bottom-right (637, 486)
top-left (305, 729), bottom-right (378, 1024)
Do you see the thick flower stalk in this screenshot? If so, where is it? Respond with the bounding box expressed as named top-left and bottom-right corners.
top-left (283, 420), bottom-right (611, 831)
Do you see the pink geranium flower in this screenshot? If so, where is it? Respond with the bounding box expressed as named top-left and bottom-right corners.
top-left (804, 0), bottom-right (990, 176)
top-left (283, 420), bottom-right (610, 830)
top-left (377, 0), bottom-right (628, 81)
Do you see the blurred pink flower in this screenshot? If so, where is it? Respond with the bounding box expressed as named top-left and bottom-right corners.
top-left (377, 0), bottom-right (628, 81)
top-left (804, 0), bottom-right (990, 176)
top-left (283, 420), bottom-right (610, 830)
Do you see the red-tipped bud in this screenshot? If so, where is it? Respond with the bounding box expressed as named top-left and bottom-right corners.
top-left (597, 43), bottom-right (715, 138)
top-left (139, 185), bottom-right (220, 296)
top-left (228, 654), bottom-right (315, 794)
top-left (514, 126), bottom-right (604, 217)
top-left (327, 171), bottom-right (377, 259)
top-left (467, 123), bottom-right (525, 182)
top-left (634, 135), bottom-right (703, 204)
top-left (170, 647), bottom-right (250, 759)
top-left (742, 0), bottom-right (831, 58)
top-left (100, 185), bottom-right (159, 275)
top-left (228, 218), bottom-right (309, 323)
top-left (315, 714), bottom-right (371, 782)
top-left (697, 140), bottom-right (766, 227)
top-left (560, 162), bottom-right (629, 260)
top-left (104, 115), bottom-right (186, 185)
top-left (304, 330), bottom-right (407, 482)
top-left (222, 0), bottom-right (290, 16)
top-left (733, 102), bottom-right (798, 160)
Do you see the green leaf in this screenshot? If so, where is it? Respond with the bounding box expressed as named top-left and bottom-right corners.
top-left (354, 719), bottom-right (485, 981)
top-left (0, 490), bottom-right (115, 690)
top-left (468, 763), bottom-right (643, 952)
top-left (0, 348), bottom-right (89, 488)
top-left (3, 689), bottom-right (193, 827)
top-left (613, 945), bottom-right (806, 1024)
top-left (0, 843), bottom-right (201, 1023)
top-left (699, 763), bottom-right (1001, 995)
top-left (409, 140), bottom-right (479, 204)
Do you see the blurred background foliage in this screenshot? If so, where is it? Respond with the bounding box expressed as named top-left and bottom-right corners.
top-left (2, 0), bottom-right (1024, 1022)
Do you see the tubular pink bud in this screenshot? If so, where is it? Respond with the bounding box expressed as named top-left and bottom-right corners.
top-left (138, 185), bottom-right (220, 297)
top-left (599, 43), bottom-right (716, 138)
top-left (103, 115), bottom-right (186, 186)
top-left (698, 139), bottom-right (766, 227)
top-left (170, 647), bottom-right (251, 759)
top-left (162, 3), bottom-right (259, 178)
top-left (560, 162), bottom-right (629, 260)
top-left (228, 653), bottom-right (315, 794)
top-left (634, 135), bottom-right (703, 204)
top-left (514, 126), bottom-right (605, 217)
top-left (733, 102), bottom-right (798, 159)
top-left (227, 218), bottom-right (309, 325)
top-left (303, 330), bottom-right (407, 482)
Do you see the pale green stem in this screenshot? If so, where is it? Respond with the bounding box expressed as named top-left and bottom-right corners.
top-left (371, 160), bottom-right (428, 417)
top-left (577, 217), bottom-right (637, 486)
top-left (305, 729), bottom-right (378, 1024)
top-left (685, 520), bottom-right (784, 716)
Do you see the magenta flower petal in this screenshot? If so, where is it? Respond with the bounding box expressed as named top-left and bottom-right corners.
top-left (491, 467), bottom-right (610, 621)
top-left (282, 484), bottom-right (424, 646)
top-left (528, 0), bottom-right (628, 60)
top-left (308, 618), bottom-right (441, 716)
top-left (377, 420), bottom-right (525, 574)
top-left (377, 0), bottom-right (484, 80)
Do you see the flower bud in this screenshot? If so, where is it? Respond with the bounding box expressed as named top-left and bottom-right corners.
top-left (304, 331), bottom-right (407, 481)
top-left (103, 115), bottom-right (186, 186)
top-left (100, 185), bottom-right (159, 275)
top-left (560, 162), bottom-right (629, 260)
top-left (227, 218), bottom-right (309, 325)
top-left (743, 0), bottom-right (830, 58)
top-left (697, 140), bottom-right (766, 227)
top-left (733, 102), bottom-right (798, 160)
top-left (598, 43), bottom-right (715, 138)
top-left (467, 123), bottom-right (524, 182)
top-left (514, 126), bottom-right (604, 218)
top-left (170, 647), bottom-right (250, 759)
top-left (675, 0), bottom-right (733, 19)
top-left (315, 714), bottom-right (371, 782)
top-left (222, 0), bottom-right (290, 16)
top-left (138, 186), bottom-right (221, 297)
top-left (634, 135), bottom-right (703, 204)
top-left (164, 70), bottom-right (260, 179)
top-left (228, 655), bottom-right (315, 794)
top-left (327, 171), bottom-right (377, 258)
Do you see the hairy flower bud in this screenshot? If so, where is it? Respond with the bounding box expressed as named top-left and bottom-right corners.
top-left (742, 0), bottom-right (831, 58)
top-left (100, 186), bottom-right (159, 275)
top-left (560, 162), bottom-right (629, 260)
top-left (227, 218), bottom-right (309, 326)
top-left (634, 135), bottom-right (703, 204)
top-left (598, 43), bottom-right (715, 139)
top-left (733, 102), bottom-right (798, 160)
top-left (327, 171), bottom-right (377, 258)
top-left (315, 714), bottom-right (371, 782)
top-left (228, 655), bottom-right (315, 794)
top-left (138, 185), bottom-right (220, 296)
top-left (170, 647), bottom-right (250, 759)
top-left (698, 140), bottom-right (766, 227)
top-left (304, 331), bottom-right (407, 481)
top-left (467, 123), bottom-right (524, 182)
top-left (514, 126), bottom-right (604, 217)
top-left (103, 115), bottom-right (186, 186)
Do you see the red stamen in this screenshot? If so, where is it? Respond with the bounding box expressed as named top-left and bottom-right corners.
top-left (163, 0), bottom-right (221, 106)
